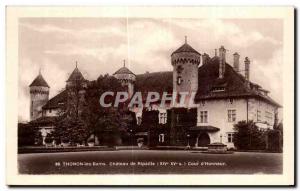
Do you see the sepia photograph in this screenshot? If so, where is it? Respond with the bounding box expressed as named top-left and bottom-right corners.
top-left (6, 6), bottom-right (294, 185)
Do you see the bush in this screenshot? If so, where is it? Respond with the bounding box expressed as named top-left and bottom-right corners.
top-left (233, 121), bottom-right (266, 150)
top-left (61, 137), bottom-right (69, 143)
top-left (18, 123), bottom-right (40, 146)
top-left (44, 135), bottom-right (53, 144)
top-left (266, 129), bottom-right (283, 152)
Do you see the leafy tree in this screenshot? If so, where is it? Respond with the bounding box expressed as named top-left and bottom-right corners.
top-left (53, 73), bottom-right (136, 147)
top-left (81, 75), bottom-right (134, 146)
top-left (53, 116), bottom-right (89, 145)
top-left (18, 123), bottom-right (38, 146)
top-left (268, 121), bottom-right (283, 152)
top-left (53, 71), bottom-right (90, 145)
top-left (233, 120), bottom-right (266, 150)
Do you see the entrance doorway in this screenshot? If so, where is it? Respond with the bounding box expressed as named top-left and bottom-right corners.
top-left (197, 133), bottom-right (210, 147)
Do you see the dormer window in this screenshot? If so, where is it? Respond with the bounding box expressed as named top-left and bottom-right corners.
top-left (212, 87), bottom-right (225, 92)
top-left (177, 76), bottom-right (183, 85)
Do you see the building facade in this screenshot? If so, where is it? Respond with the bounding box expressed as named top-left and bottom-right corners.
top-left (28, 39), bottom-right (281, 148)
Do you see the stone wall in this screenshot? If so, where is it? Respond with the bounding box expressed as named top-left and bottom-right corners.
top-left (30, 86), bottom-right (49, 120)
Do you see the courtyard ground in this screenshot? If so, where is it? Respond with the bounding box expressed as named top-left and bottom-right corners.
top-left (18, 150), bottom-right (282, 174)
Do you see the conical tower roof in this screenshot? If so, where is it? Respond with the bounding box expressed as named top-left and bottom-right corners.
top-left (29, 73), bottom-right (49, 88)
top-left (172, 43), bottom-right (200, 56)
top-left (114, 66), bottom-right (135, 75)
top-left (67, 65), bottom-right (85, 82)
top-left (113, 60), bottom-right (135, 75)
top-left (171, 37), bottom-right (200, 56)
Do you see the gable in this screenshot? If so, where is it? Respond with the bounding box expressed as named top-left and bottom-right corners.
top-left (42, 90), bottom-right (67, 110)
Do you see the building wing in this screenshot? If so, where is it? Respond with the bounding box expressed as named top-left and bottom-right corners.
top-left (42, 90), bottom-right (67, 110)
top-left (195, 58), bottom-right (281, 107)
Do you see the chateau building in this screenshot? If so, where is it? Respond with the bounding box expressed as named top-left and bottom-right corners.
top-left (28, 38), bottom-right (281, 148)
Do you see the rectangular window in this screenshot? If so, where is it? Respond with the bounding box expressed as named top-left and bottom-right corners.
top-left (199, 111), bottom-right (208, 123)
top-left (265, 111), bottom-right (273, 123)
top-left (159, 113), bottom-right (167, 124)
top-left (257, 110), bottom-right (261, 122)
top-left (228, 109), bottom-right (236, 122)
top-left (227, 133), bottom-right (234, 143)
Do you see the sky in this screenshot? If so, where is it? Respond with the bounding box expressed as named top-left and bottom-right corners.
top-left (18, 18), bottom-right (283, 122)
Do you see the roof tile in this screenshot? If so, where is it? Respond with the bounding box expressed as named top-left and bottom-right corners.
top-left (29, 74), bottom-right (49, 88)
top-left (172, 43), bottom-right (201, 56)
top-left (67, 67), bottom-right (85, 82)
top-left (113, 66), bottom-right (135, 75)
top-left (42, 90), bottom-right (67, 109)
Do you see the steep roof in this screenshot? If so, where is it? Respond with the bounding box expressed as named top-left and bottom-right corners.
top-left (29, 116), bottom-right (58, 126)
top-left (41, 57), bottom-right (280, 109)
top-left (133, 58), bottom-right (280, 107)
top-left (29, 74), bottom-right (49, 88)
top-left (195, 58), bottom-right (281, 107)
top-left (135, 71), bottom-right (173, 98)
top-left (114, 66), bottom-right (135, 75)
top-left (42, 90), bottom-right (67, 110)
top-left (67, 67), bottom-right (85, 82)
top-left (171, 42), bottom-right (201, 56)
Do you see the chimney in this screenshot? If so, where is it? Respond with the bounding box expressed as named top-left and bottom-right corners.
top-left (233, 52), bottom-right (240, 72)
top-left (244, 57), bottom-right (250, 81)
top-left (202, 53), bottom-right (210, 65)
top-left (219, 46), bottom-right (226, 78)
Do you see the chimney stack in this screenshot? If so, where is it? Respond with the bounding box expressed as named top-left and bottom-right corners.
top-left (202, 53), bottom-right (210, 65)
top-left (244, 57), bottom-right (250, 81)
top-left (219, 46), bottom-right (226, 78)
top-left (233, 52), bottom-right (240, 72)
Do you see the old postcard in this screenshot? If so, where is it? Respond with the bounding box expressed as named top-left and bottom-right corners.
top-left (6, 6), bottom-right (294, 185)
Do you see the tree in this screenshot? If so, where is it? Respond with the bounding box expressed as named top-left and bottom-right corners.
top-left (81, 74), bottom-right (134, 146)
top-left (53, 116), bottom-right (90, 145)
top-left (233, 120), bottom-right (266, 150)
top-left (53, 74), bottom-right (136, 147)
top-left (268, 121), bottom-right (283, 152)
top-left (53, 70), bottom-right (90, 145)
top-left (44, 133), bottom-right (54, 144)
top-left (18, 123), bottom-right (38, 146)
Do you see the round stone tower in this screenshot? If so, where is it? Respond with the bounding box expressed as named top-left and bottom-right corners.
top-left (171, 37), bottom-right (201, 99)
top-left (113, 60), bottom-right (136, 98)
top-left (29, 71), bottom-right (50, 121)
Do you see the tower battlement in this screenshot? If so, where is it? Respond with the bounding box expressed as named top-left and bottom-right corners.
top-left (29, 72), bottom-right (50, 121)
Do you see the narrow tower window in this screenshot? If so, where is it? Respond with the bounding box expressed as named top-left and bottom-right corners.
top-left (177, 76), bottom-right (183, 85)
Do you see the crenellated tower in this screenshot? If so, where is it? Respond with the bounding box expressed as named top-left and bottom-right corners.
top-left (29, 71), bottom-right (50, 121)
top-left (171, 37), bottom-right (201, 104)
top-left (113, 60), bottom-right (136, 98)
